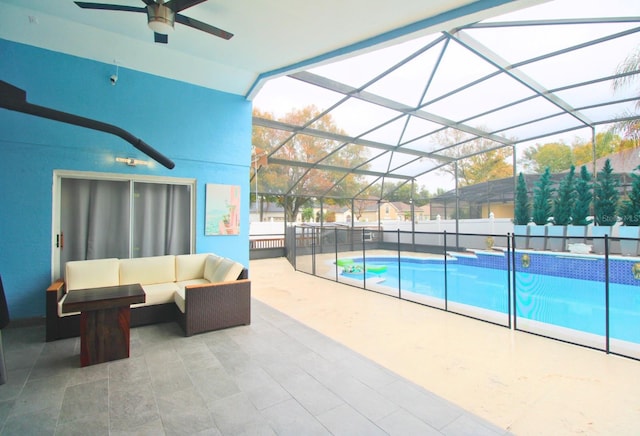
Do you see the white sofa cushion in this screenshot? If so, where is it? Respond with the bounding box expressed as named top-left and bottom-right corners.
top-left (203, 255), bottom-right (223, 282)
top-left (131, 282), bottom-right (180, 307)
top-left (57, 294), bottom-right (79, 317)
top-left (208, 258), bottom-right (245, 283)
top-left (174, 288), bottom-right (186, 314)
top-left (175, 253), bottom-right (210, 281)
top-left (120, 255), bottom-right (175, 285)
top-left (176, 279), bottom-right (210, 289)
top-left (65, 258), bottom-right (120, 291)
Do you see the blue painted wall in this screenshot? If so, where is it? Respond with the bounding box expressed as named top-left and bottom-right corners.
top-left (0, 39), bottom-right (252, 320)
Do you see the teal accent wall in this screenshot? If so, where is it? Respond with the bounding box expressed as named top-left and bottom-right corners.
top-left (0, 39), bottom-right (252, 320)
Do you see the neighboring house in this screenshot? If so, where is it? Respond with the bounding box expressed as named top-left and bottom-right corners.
top-left (250, 201), bottom-right (287, 222)
top-left (348, 199), bottom-right (431, 223)
top-left (319, 205), bottom-right (351, 223)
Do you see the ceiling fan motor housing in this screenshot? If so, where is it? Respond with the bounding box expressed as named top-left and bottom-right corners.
top-left (147, 4), bottom-right (175, 34)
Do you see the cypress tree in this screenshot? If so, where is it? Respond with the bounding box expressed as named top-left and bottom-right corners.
top-left (514, 172), bottom-right (530, 225)
top-left (553, 165), bottom-right (575, 225)
top-left (532, 167), bottom-right (554, 225)
top-left (571, 165), bottom-right (592, 225)
top-left (594, 159), bottom-right (620, 226)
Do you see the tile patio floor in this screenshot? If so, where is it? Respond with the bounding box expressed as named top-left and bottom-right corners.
top-left (0, 290), bottom-right (504, 435)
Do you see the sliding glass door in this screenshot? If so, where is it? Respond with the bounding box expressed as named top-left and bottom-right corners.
top-left (54, 172), bottom-right (194, 279)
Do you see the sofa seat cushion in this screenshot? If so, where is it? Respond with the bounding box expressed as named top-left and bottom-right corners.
top-left (173, 279), bottom-right (211, 313)
top-left (175, 254), bottom-right (210, 281)
top-left (131, 282), bottom-right (180, 308)
top-left (176, 279), bottom-right (210, 289)
top-left (120, 255), bottom-right (176, 286)
top-left (65, 258), bottom-right (120, 291)
top-left (174, 288), bottom-right (186, 314)
top-left (57, 293), bottom-right (79, 317)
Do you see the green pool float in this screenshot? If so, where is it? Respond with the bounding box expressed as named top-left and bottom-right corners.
top-left (336, 258), bottom-right (355, 266)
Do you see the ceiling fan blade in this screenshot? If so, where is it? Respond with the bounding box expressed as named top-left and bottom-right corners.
top-left (154, 32), bottom-right (168, 44)
top-left (140, 0), bottom-right (156, 5)
top-left (164, 0), bottom-right (207, 13)
top-left (175, 14), bottom-right (233, 40)
top-left (74, 2), bottom-right (146, 13)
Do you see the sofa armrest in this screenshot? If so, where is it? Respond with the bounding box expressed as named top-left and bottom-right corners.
top-left (46, 280), bottom-right (65, 341)
top-left (181, 279), bottom-right (251, 336)
top-left (46, 280), bottom-right (65, 305)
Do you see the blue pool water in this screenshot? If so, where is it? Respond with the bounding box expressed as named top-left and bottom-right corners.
top-left (340, 257), bottom-right (640, 345)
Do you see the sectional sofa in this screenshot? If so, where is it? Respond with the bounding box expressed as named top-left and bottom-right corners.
top-left (46, 253), bottom-right (250, 341)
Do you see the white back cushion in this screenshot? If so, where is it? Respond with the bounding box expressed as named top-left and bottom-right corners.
top-left (203, 254), bottom-right (223, 282)
top-left (175, 253), bottom-right (210, 281)
top-left (120, 255), bottom-right (175, 285)
top-left (65, 258), bottom-right (120, 291)
top-left (208, 258), bottom-right (244, 283)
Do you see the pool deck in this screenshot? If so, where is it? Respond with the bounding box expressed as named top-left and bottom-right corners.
top-left (250, 256), bottom-right (640, 435)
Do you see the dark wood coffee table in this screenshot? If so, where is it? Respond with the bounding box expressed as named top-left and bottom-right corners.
top-left (62, 283), bottom-right (145, 367)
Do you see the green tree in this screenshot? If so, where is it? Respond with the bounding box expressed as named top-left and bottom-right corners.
top-left (572, 165), bottom-right (593, 225)
top-left (301, 206), bottom-right (314, 222)
top-left (522, 142), bottom-right (573, 173)
top-left (553, 165), bottom-right (576, 225)
top-left (435, 128), bottom-right (513, 186)
top-left (522, 133), bottom-right (626, 174)
top-left (594, 159), bottom-right (620, 226)
top-left (382, 181), bottom-right (414, 203)
top-left (618, 165), bottom-right (640, 225)
top-left (532, 167), bottom-right (554, 225)
top-left (514, 172), bottom-right (530, 225)
top-left (414, 185), bottom-right (432, 207)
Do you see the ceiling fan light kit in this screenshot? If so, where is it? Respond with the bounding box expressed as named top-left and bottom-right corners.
top-left (74, 0), bottom-right (233, 43)
top-left (147, 4), bottom-right (174, 34)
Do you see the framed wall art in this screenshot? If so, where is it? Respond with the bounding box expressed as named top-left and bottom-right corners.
top-left (205, 183), bottom-right (240, 235)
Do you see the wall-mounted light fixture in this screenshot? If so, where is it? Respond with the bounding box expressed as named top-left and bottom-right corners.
top-left (116, 157), bottom-right (149, 167)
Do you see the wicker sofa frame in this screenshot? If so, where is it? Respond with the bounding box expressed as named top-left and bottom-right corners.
top-left (46, 268), bottom-right (250, 341)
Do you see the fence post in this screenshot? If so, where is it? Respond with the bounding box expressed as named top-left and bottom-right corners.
top-left (397, 229), bottom-right (401, 299)
top-left (311, 227), bottom-right (316, 276)
top-left (511, 232), bottom-right (517, 331)
top-left (293, 225), bottom-right (297, 270)
top-left (362, 228), bottom-right (367, 290)
top-left (605, 234), bottom-right (610, 354)
top-left (444, 230), bottom-right (448, 311)
top-left (507, 232), bottom-right (512, 330)
top-left (334, 227), bottom-right (338, 282)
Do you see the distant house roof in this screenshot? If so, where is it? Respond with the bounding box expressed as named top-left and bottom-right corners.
top-left (431, 148), bottom-right (640, 205)
top-left (250, 201), bottom-right (285, 213)
top-left (594, 148), bottom-right (640, 174)
top-left (390, 202), bottom-right (411, 212)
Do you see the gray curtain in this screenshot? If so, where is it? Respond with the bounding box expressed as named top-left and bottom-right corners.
top-left (60, 179), bottom-right (130, 276)
top-left (133, 182), bottom-right (190, 257)
top-left (60, 178), bottom-right (190, 276)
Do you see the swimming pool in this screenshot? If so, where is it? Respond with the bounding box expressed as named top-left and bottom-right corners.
top-left (337, 256), bottom-right (640, 352)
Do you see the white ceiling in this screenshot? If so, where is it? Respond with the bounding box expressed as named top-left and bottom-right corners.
top-left (0, 0), bottom-right (545, 97)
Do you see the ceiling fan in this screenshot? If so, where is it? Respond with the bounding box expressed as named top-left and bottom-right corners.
top-left (74, 0), bottom-right (233, 44)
